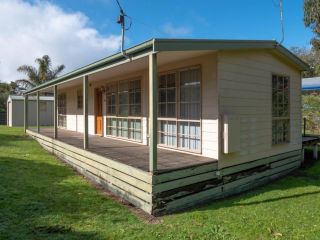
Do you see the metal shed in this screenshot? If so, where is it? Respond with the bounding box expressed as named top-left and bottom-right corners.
top-left (7, 95), bottom-right (54, 127)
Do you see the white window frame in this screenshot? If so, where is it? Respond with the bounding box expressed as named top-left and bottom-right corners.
top-left (272, 74), bottom-right (290, 145)
top-left (105, 78), bottom-right (142, 142)
top-left (158, 65), bottom-right (202, 153)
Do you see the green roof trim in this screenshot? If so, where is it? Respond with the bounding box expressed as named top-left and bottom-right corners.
top-left (25, 38), bottom-right (309, 94)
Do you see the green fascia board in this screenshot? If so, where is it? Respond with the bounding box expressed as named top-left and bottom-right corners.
top-left (25, 38), bottom-right (309, 94)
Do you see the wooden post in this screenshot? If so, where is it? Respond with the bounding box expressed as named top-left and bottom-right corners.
top-left (24, 94), bottom-right (28, 133)
top-left (36, 92), bottom-right (40, 133)
top-left (149, 53), bottom-right (158, 172)
top-left (83, 75), bottom-right (89, 149)
top-left (313, 144), bottom-right (318, 160)
top-left (54, 85), bottom-right (58, 139)
top-left (303, 117), bottom-right (306, 137)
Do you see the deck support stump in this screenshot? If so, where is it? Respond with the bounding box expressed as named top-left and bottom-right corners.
top-left (24, 94), bottom-right (28, 133)
top-left (83, 75), bottom-right (89, 149)
top-left (149, 53), bottom-right (158, 172)
top-left (36, 92), bottom-right (40, 133)
top-left (313, 144), bottom-right (318, 160)
top-left (54, 85), bottom-right (58, 139)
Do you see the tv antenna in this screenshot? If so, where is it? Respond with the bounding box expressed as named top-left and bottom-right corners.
top-left (273, 0), bottom-right (285, 45)
top-left (115, 0), bottom-right (132, 59)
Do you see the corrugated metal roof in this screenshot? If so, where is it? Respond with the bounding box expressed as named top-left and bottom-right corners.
top-left (302, 77), bottom-right (320, 90)
top-left (25, 38), bottom-right (310, 94)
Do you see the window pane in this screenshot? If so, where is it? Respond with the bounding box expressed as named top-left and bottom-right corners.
top-left (159, 75), bottom-right (167, 88)
top-left (180, 68), bottom-right (201, 120)
top-left (167, 88), bottom-right (175, 102)
top-left (179, 122), bottom-right (189, 136)
top-left (167, 74), bottom-right (176, 87)
top-left (119, 105), bottom-right (129, 116)
top-left (167, 103), bottom-right (176, 117)
top-left (119, 93), bottom-right (128, 105)
top-left (159, 104), bottom-right (166, 117)
top-left (159, 89), bottom-right (167, 103)
top-left (159, 121), bottom-right (176, 146)
top-left (189, 103), bottom-right (200, 119)
top-left (180, 103), bottom-right (188, 119)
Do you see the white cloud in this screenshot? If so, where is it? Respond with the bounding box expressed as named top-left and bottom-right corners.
top-left (162, 23), bottom-right (192, 37)
top-left (0, 0), bottom-right (121, 83)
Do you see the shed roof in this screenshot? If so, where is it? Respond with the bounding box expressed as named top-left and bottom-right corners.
top-left (25, 38), bottom-right (309, 94)
top-left (302, 77), bottom-right (320, 91)
top-left (8, 95), bottom-right (54, 101)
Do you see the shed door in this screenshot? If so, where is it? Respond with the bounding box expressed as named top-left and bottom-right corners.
top-left (95, 89), bottom-right (103, 135)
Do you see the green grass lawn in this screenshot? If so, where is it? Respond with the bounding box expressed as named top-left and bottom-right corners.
top-left (1, 126), bottom-right (320, 239)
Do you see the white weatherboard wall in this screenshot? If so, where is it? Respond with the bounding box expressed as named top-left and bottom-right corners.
top-left (217, 50), bottom-right (302, 168)
top-left (57, 53), bottom-right (219, 158)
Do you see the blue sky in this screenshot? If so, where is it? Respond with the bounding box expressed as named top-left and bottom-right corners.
top-left (46, 0), bottom-right (313, 48)
top-left (0, 0), bottom-right (314, 82)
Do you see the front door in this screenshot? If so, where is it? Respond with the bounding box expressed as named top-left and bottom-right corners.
top-left (95, 89), bottom-right (103, 135)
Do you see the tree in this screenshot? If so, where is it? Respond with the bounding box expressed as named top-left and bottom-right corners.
top-left (304, 0), bottom-right (320, 50)
top-left (0, 81), bottom-right (16, 112)
top-left (302, 93), bottom-right (320, 134)
top-left (291, 46), bottom-right (320, 77)
top-left (16, 55), bottom-right (65, 89)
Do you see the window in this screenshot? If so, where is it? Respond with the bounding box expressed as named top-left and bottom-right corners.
top-left (77, 89), bottom-right (83, 109)
top-left (58, 93), bottom-right (67, 128)
top-left (158, 67), bottom-right (201, 152)
top-left (272, 74), bottom-right (290, 144)
top-left (106, 83), bottom-right (117, 115)
top-left (105, 79), bottom-right (142, 141)
top-left (119, 80), bottom-right (129, 117)
top-left (129, 80), bottom-right (141, 116)
top-left (159, 73), bottom-right (176, 118)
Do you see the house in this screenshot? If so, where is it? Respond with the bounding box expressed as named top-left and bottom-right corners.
top-left (23, 39), bottom-right (308, 215)
top-left (7, 95), bottom-right (54, 127)
top-left (302, 77), bottom-right (320, 92)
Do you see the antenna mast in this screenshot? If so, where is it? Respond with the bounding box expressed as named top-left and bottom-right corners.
top-left (279, 0), bottom-right (285, 44)
top-left (115, 0), bottom-right (131, 59)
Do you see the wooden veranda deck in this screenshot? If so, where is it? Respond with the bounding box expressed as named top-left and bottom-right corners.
top-left (26, 128), bottom-right (302, 215)
top-left (29, 128), bottom-right (216, 172)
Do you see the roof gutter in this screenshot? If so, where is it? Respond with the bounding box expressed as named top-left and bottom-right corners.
top-left (25, 38), bottom-right (309, 94)
top-left (273, 43), bottom-right (310, 71)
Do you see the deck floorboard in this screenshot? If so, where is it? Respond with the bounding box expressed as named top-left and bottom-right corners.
top-left (31, 128), bottom-right (217, 172)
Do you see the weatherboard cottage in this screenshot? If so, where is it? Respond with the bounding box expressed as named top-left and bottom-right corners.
top-left (24, 39), bottom-right (308, 215)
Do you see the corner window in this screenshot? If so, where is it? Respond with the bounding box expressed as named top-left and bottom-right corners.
top-left (158, 67), bottom-right (201, 152)
top-left (272, 74), bottom-right (290, 145)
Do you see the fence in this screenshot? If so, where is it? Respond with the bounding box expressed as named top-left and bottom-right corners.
top-left (0, 111), bottom-right (6, 125)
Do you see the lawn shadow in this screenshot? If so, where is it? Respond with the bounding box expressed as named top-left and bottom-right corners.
top-left (181, 150), bottom-right (320, 214)
top-left (0, 155), bottom-right (135, 239)
top-left (0, 133), bottom-right (30, 147)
